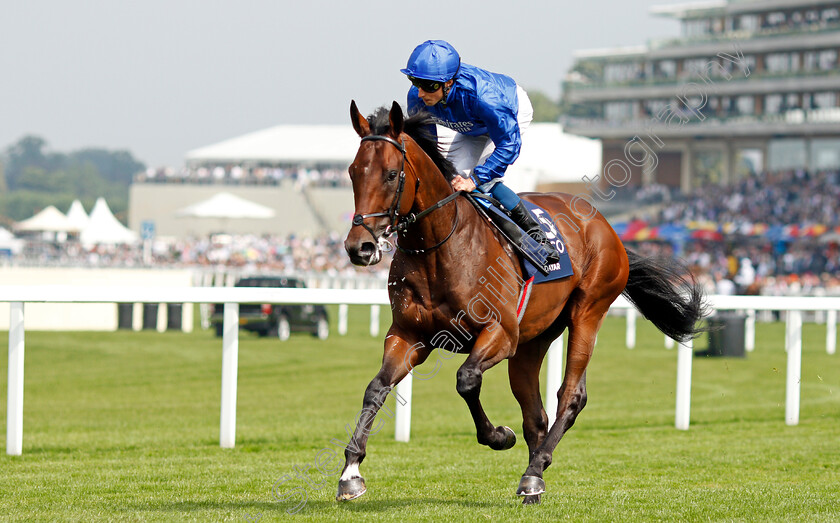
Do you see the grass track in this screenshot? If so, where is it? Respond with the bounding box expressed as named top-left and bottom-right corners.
top-left (1, 306), bottom-right (838, 521)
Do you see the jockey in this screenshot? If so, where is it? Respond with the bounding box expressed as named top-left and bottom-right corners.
top-left (401, 39), bottom-right (559, 264)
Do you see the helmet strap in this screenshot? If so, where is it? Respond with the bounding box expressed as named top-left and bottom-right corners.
top-left (440, 60), bottom-right (459, 106)
top-left (440, 78), bottom-right (456, 106)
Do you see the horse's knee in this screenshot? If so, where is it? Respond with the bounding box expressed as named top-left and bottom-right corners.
top-left (362, 378), bottom-right (391, 406)
top-left (456, 366), bottom-right (482, 398)
top-left (522, 411), bottom-right (548, 451)
top-left (526, 411), bottom-right (548, 433)
top-left (578, 389), bottom-right (588, 412)
top-left (558, 387), bottom-right (587, 414)
top-left (555, 389), bottom-right (587, 431)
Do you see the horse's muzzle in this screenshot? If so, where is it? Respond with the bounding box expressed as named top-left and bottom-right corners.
top-left (345, 239), bottom-right (382, 267)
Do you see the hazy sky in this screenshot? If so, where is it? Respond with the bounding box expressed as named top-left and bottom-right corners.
top-left (1, 1), bottom-right (686, 168)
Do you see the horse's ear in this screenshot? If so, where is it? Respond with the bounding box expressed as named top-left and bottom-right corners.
top-left (388, 101), bottom-right (404, 138)
top-left (350, 100), bottom-right (370, 138)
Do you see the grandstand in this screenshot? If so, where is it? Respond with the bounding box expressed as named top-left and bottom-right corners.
top-left (563, 0), bottom-right (840, 191)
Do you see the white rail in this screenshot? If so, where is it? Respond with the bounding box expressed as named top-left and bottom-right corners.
top-left (3, 287), bottom-right (838, 455)
top-left (3, 286), bottom-right (388, 456)
top-left (615, 295), bottom-right (840, 431)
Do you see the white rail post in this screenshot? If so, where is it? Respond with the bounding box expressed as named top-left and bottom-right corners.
top-left (745, 310), bottom-right (756, 352)
top-left (675, 338), bottom-right (693, 431)
top-left (665, 336), bottom-right (675, 350)
top-left (132, 302), bottom-right (143, 331)
top-left (785, 310), bottom-right (803, 426)
top-left (626, 308), bottom-right (637, 349)
top-left (545, 334), bottom-right (564, 427)
top-left (370, 305), bottom-right (380, 337)
top-left (827, 309), bottom-right (837, 355)
top-left (7, 302), bottom-right (24, 456)
top-left (338, 304), bottom-right (348, 335)
top-left (156, 302), bottom-right (167, 333)
top-left (394, 373), bottom-right (412, 442)
top-left (182, 302), bottom-right (194, 334)
top-left (220, 303), bottom-right (239, 448)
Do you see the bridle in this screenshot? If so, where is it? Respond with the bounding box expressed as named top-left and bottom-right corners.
top-left (351, 134), bottom-right (460, 255)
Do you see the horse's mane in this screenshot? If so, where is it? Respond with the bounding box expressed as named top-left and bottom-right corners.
top-left (367, 107), bottom-right (458, 182)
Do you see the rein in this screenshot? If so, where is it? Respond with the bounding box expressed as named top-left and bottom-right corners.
top-left (351, 134), bottom-right (460, 255)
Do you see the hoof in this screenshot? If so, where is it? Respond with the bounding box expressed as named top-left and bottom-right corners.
top-left (516, 475), bottom-right (545, 497)
top-left (336, 477), bottom-right (366, 501)
top-left (500, 426), bottom-right (516, 450)
top-left (522, 494), bottom-right (542, 505)
top-left (489, 426), bottom-right (516, 451)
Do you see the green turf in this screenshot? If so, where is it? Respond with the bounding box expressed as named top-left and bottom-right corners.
top-left (1, 306), bottom-right (838, 522)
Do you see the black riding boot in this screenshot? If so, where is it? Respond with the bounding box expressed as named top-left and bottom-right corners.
top-left (509, 202), bottom-right (560, 264)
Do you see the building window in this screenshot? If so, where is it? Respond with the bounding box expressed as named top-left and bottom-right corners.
top-left (643, 99), bottom-right (668, 117)
top-left (765, 11), bottom-right (786, 27)
top-left (765, 94), bottom-right (783, 114)
top-left (736, 96), bottom-right (755, 115)
top-left (765, 52), bottom-right (799, 73)
top-left (604, 102), bottom-right (635, 122)
top-left (819, 49), bottom-right (837, 70)
top-left (683, 58), bottom-right (709, 77)
top-left (738, 14), bottom-right (759, 32)
top-left (804, 51), bottom-right (817, 70)
top-left (813, 91), bottom-right (837, 108)
top-left (604, 62), bottom-right (642, 83)
top-left (657, 60), bottom-right (676, 79)
top-left (684, 18), bottom-right (710, 37)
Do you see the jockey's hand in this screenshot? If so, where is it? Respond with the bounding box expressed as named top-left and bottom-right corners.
top-left (451, 176), bottom-right (476, 192)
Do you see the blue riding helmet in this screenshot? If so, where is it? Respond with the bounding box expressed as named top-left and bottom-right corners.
top-left (400, 40), bottom-right (461, 81)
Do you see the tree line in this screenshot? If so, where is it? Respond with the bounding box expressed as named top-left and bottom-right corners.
top-left (0, 136), bottom-right (144, 226)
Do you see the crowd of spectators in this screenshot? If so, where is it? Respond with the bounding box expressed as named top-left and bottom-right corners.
top-left (653, 169), bottom-right (840, 228)
top-left (137, 165), bottom-right (349, 188)
top-left (6, 167), bottom-right (840, 296)
top-left (14, 232), bottom-right (391, 280)
top-left (623, 169), bottom-right (840, 296)
top-left (627, 240), bottom-right (840, 297)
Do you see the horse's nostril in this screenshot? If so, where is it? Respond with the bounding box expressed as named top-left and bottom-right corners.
top-left (359, 242), bottom-right (376, 256)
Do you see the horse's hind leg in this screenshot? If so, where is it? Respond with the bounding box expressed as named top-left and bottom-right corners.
top-left (517, 307), bottom-right (605, 500)
top-left (508, 336), bottom-right (553, 504)
top-left (456, 330), bottom-right (518, 451)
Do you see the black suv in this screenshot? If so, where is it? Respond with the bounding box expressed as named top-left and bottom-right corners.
top-left (210, 276), bottom-right (329, 341)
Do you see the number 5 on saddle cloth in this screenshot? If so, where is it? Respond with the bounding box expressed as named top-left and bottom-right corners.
top-left (464, 193), bottom-right (574, 282)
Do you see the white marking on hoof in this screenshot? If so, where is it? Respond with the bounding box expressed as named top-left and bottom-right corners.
top-left (340, 463), bottom-right (360, 481)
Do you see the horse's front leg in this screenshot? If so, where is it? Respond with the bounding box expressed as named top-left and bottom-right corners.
top-left (456, 328), bottom-right (517, 451)
top-left (336, 329), bottom-right (431, 502)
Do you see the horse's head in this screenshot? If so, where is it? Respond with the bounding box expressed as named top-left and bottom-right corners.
top-left (344, 100), bottom-right (417, 266)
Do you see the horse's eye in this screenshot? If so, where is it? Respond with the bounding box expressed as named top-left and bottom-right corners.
top-left (387, 170), bottom-right (399, 182)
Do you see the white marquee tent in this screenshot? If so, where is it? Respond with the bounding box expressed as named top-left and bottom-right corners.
top-left (80, 198), bottom-right (138, 246)
top-left (14, 205), bottom-right (78, 233)
top-left (0, 227), bottom-right (24, 255)
top-left (66, 200), bottom-right (90, 231)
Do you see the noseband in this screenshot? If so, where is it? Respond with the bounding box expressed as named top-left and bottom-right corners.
top-left (351, 134), bottom-right (460, 255)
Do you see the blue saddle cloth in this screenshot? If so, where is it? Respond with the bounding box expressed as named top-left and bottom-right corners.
top-left (477, 198), bottom-right (574, 284)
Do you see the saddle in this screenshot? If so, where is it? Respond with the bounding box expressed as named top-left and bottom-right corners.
top-left (463, 192), bottom-right (573, 282)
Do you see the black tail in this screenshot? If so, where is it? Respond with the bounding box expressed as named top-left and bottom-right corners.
top-left (622, 250), bottom-right (706, 343)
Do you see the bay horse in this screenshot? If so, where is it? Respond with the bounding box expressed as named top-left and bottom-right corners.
top-left (340, 101), bottom-right (704, 505)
